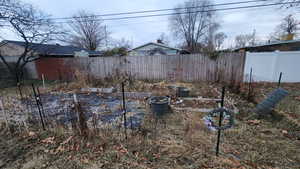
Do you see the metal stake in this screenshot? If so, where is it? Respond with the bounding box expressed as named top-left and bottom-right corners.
top-left (17, 82), bottom-right (23, 99)
top-left (278, 72), bottom-right (283, 88)
top-left (216, 86), bottom-right (225, 156)
top-left (248, 68), bottom-right (252, 100)
top-left (121, 82), bottom-right (127, 140)
top-left (36, 87), bottom-right (46, 120)
top-left (32, 84), bottom-right (45, 130)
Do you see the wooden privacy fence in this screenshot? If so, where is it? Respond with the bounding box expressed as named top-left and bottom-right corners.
top-left (35, 52), bottom-right (245, 83)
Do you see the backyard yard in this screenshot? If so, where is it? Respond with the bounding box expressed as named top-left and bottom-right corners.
top-left (0, 79), bottom-right (299, 169)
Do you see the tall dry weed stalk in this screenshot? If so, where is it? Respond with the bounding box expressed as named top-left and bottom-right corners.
top-left (74, 70), bottom-right (89, 88)
top-left (75, 102), bottom-right (89, 137)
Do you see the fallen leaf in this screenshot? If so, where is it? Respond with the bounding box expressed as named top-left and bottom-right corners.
top-left (49, 149), bottom-right (56, 155)
top-left (76, 144), bottom-right (80, 151)
top-left (28, 131), bottom-right (36, 137)
top-left (81, 157), bottom-right (89, 164)
top-left (61, 136), bottom-right (73, 145)
top-left (116, 145), bottom-right (128, 154)
top-left (56, 145), bottom-right (65, 153)
top-left (247, 120), bottom-right (261, 125)
top-left (41, 137), bottom-right (55, 144)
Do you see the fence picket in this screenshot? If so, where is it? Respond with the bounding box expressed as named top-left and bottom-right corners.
top-left (33, 53), bottom-right (245, 83)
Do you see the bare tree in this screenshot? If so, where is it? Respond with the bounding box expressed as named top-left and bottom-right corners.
top-left (103, 38), bottom-right (131, 56)
top-left (169, 0), bottom-right (216, 53)
top-left (213, 32), bottom-right (227, 50)
top-left (62, 11), bottom-right (108, 51)
top-left (204, 22), bottom-right (226, 51)
top-left (0, 0), bottom-right (10, 20)
top-left (0, 0), bottom-right (60, 84)
top-left (280, 15), bottom-right (299, 34)
top-left (234, 30), bottom-right (257, 48)
top-left (112, 38), bottom-right (132, 49)
top-left (270, 14), bottom-right (299, 41)
top-left (277, 0), bottom-right (300, 8)
top-left (235, 35), bottom-right (253, 48)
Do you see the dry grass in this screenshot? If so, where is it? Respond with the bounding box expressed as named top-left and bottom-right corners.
top-left (222, 121), bottom-right (299, 168)
top-left (239, 82), bottom-right (300, 125)
top-left (2, 106), bottom-right (297, 169)
top-left (0, 80), bottom-right (299, 168)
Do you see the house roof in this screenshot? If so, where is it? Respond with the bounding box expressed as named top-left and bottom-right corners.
top-left (129, 42), bottom-right (184, 52)
top-left (1, 40), bottom-right (103, 56)
top-left (235, 39), bottom-right (300, 51)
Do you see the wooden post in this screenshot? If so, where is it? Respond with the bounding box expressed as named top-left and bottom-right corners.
top-left (73, 93), bottom-right (79, 122)
top-left (42, 74), bottom-right (45, 89)
top-left (73, 93), bottom-right (88, 136)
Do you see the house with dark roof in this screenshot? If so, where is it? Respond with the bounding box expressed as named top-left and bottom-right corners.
top-left (234, 39), bottom-right (300, 52)
top-left (0, 40), bottom-right (104, 80)
top-left (0, 40), bottom-right (103, 58)
top-left (128, 40), bottom-right (189, 56)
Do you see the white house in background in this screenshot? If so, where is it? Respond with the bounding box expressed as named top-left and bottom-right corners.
top-left (128, 40), bottom-right (189, 56)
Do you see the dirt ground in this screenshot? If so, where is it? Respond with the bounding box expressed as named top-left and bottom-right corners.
top-left (0, 80), bottom-right (299, 169)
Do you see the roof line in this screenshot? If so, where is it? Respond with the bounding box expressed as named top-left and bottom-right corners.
top-left (129, 42), bottom-right (183, 51)
top-left (236, 39), bottom-right (300, 50)
top-left (1, 40), bottom-right (103, 55)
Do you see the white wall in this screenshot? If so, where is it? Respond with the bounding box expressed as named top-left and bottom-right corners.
top-left (244, 51), bottom-right (300, 82)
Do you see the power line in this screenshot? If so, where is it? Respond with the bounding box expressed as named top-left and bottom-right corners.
top-left (53, 1), bottom-right (299, 24)
top-left (1, 0), bottom-right (298, 27)
top-left (106, 4), bottom-right (277, 28)
top-left (49, 0), bottom-right (271, 21)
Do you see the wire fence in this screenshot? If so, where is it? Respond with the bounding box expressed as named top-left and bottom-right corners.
top-left (0, 85), bottom-right (149, 134)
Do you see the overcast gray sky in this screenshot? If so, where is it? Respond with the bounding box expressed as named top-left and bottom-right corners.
top-left (3, 0), bottom-right (300, 48)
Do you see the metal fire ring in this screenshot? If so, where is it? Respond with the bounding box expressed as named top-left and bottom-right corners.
top-left (207, 107), bottom-right (234, 130)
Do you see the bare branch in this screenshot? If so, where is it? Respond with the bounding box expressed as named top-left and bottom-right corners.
top-left (0, 0), bottom-right (62, 83)
top-left (60, 10), bottom-right (109, 51)
top-left (169, 0), bottom-right (220, 53)
top-left (269, 14), bottom-right (299, 41)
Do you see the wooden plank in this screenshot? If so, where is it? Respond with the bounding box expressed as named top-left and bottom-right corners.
top-left (37, 53), bottom-right (245, 83)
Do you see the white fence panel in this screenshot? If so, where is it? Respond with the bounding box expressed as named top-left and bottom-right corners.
top-left (244, 51), bottom-right (300, 82)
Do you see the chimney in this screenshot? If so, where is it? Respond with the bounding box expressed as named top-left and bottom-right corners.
top-left (157, 39), bottom-right (163, 44)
